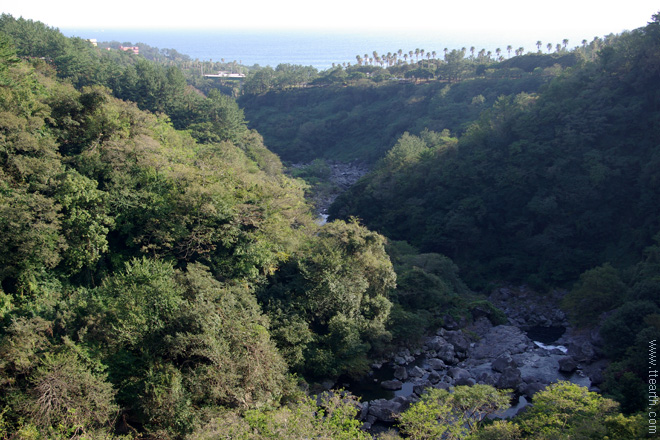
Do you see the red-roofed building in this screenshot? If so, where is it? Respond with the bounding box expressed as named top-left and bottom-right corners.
top-left (120, 46), bottom-right (139, 55)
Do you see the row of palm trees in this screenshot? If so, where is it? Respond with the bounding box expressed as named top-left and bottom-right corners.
top-left (354, 39), bottom-right (581, 68)
top-left (355, 49), bottom-right (439, 67)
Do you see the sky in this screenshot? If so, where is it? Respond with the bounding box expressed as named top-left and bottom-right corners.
top-left (2, 0), bottom-right (658, 35)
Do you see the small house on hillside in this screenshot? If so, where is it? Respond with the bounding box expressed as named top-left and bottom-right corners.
top-left (204, 71), bottom-right (246, 79)
top-left (120, 46), bottom-right (139, 55)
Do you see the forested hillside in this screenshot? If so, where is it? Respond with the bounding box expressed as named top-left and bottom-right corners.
top-left (331, 13), bottom-right (660, 414)
top-left (0, 15), bottom-right (501, 439)
top-left (0, 12), bottom-right (655, 439)
top-left (238, 58), bottom-right (579, 163)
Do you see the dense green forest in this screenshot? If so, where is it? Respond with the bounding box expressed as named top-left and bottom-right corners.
top-left (330, 12), bottom-right (660, 415)
top-left (0, 12), bottom-right (655, 440)
top-left (238, 51), bottom-right (585, 163)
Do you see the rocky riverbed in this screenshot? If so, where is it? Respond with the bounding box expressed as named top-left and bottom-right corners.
top-left (337, 285), bottom-right (606, 431)
top-left (292, 161), bottom-right (608, 430)
top-left (289, 160), bottom-right (369, 223)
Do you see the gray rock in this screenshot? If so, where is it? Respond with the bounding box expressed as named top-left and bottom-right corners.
top-left (568, 341), bottom-right (597, 363)
top-left (558, 356), bottom-right (578, 373)
top-left (394, 366), bottom-right (408, 381)
top-left (466, 316), bottom-right (494, 338)
top-left (426, 358), bottom-right (446, 370)
top-left (460, 377), bottom-right (477, 386)
top-left (381, 380), bottom-right (403, 390)
top-left (368, 399), bottom-right (403, 423)
top-left (413, 381), bottom-right (432, 396)
top-left (434, 382), bottom-right (451, 391)
top-left (445, 330), bottom-right (470, 359)
top-left (428, 370), bottom-right (442, 384)
top-left (445, 330), bottom-right (471, 354)
top-left (437, 344), bottom-right (458, 364)
top-left (409, 366), bottom-right (426, 378)
top-left (520, 381), bottom-right (547, 398)
top-left (360, 401), bottom-right (369, 420)
top-left (469, 325), bottom-right (531, 360)
top-left (497, 366), bottom-right (522, 389)
top-left (492, 354), bottom-right (517, 373)
top-left (448, 367), bottom-right (471, 382)
top-left (425, 336), bottom-right (448, 352)
top-left (477, 371), bottom-right (500, 386)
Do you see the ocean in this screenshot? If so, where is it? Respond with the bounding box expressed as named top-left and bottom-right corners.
top-left (61, 27), bottom-right (604, 71)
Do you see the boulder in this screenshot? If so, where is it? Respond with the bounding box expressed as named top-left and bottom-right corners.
top-left (393, 366), bottom-right (408, 381)
top-left (496, 366), bottom-right (522, 389)
top-left (437, 344), bottom-right (458, 364)
top-left (492, 354), bottom-right (517, 373)
top-left (558, 356), bottom-right (578, 373)
top-left (445, 331), bottom-right (471, 359)
top-left (359, 401), bottom-right (369, 420)
top-left (413, 380), bottom-right (432, 396)
top-left (425, 336), bottom-right (448, 352)
top-left (381, 380), bottom-right (403, 390)
top-left (368, 399), bottom-right (403, 423)
top-left (568, 340), bottom-right (598, 363)
top-left (426, 358), bottom-right (446, 370)
top-left (434, 382), bottom-right (451, 391)
top-left (467, 316), bottom-right (494, 338)
top-left (428, 370), bottom-right (442, 384)
top-left (448, 367), bottom-right (472, 383)
top-left (476, 371), bottom-right (500, 386)
top-left (409, 366), bottom-right (426, 378)
top-left (394, 356), bottom-right (408, 365)
top-left (469, 325), bottom-right (532, 360)
top-left (519, 381), bottom-right (547, 398)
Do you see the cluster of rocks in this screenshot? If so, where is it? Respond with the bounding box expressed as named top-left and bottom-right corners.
top-left (489, 285), bottom-right (607, 383)
top-left (356, 315), bottom-right (601, 429)
top-left (326, 161), bottom-right (369, 191)
top-left (301, 161), bottom-right (369, 218)
top-left (489, 286), bottom-right (569, 328)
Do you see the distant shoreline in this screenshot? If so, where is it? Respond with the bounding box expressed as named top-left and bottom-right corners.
top-left (60, 27), bottom-right (614, 70)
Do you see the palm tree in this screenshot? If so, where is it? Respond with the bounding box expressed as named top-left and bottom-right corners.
top-left (496, 48), bottom-right (502, 59)
top-left (415, 48), bottom-right (420, 62)
top-left (562, 39), bottom-right (569, 49)
top-left (470, 46), bottom-right (475, 59)
top-left (356, 55), bottom-right (362, 65)
top-left (478, 48), bottom-right (486, 61)
top-left (431, 50), bottom-right (436, 60)
top-left (506, 45), bottom-right (512, 58)
top-left (556, 43), bottom-right (562, 53)
top-left (547, 43), bottom-right (552, 53)
top-left (536, 41), bottom-right (542, 52)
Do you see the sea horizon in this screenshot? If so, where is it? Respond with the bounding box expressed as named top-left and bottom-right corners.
top-left (61, 27), bottom-right (625, 70)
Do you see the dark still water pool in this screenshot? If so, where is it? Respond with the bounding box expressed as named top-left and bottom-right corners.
top-left (525, 325), bottom-right (566, 344)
